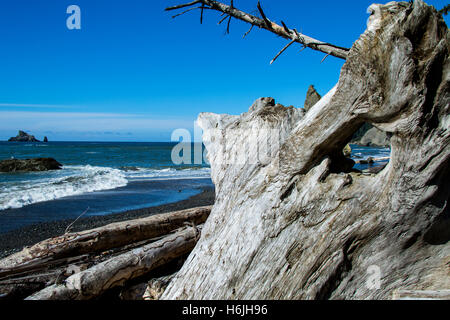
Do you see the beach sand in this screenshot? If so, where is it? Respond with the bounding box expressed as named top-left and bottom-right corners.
top-left (0, 187), bottom-right (215, 259)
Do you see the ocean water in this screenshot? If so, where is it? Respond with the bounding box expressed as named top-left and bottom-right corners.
top-left (0, 141), bottom-right (389, 233)
top-left (0, 141), bottom-right (212, 233)
top-left (351, 144), bottom-right (391, 171)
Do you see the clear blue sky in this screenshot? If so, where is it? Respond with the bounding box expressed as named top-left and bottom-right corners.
top-left (0, 0), bottom-right (448, 141)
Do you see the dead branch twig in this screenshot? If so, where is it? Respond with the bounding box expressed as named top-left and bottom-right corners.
top-left (218, 14), bottom-right (229, 24)
top-left (321, 53), bottom-right (331, 63)
top-left (243, 24), bottom-right (254, 38)
top-left (64, 207), bottom-right (90, 234)
top-left (165, 0), bottom-right (202, 11)
top-left (257, 1), bottom-right (272, 29)
top-left (200, 3), bottom-right (204, 23)
top-left (270, 39), bottom-right (296, 64)
top-left (281, 21), bottom-right (291, 35)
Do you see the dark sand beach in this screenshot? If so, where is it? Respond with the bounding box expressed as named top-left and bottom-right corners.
top-left (0, 187), bottom-right (215, 259)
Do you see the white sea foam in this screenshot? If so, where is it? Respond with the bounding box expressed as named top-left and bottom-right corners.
top-left (350, 146), bottom-right (391, 161)
top-left (0, 165), bottom-right (128, 210)
top-left (124, 167), bottom-right (211, 181)
top-left (0, 165), bottom-right (212, 211)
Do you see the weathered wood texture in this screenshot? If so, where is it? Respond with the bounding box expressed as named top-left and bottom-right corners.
top-left (26, 226), bottom-right (201, 300)
top-left (118, 273), bottom-right (177, 300)
top-left (392, 289), bottom-right (450, 300)
top-left (163, 1), bottom-right (450, 300)
top-left (0, 206), bottom-right (211, 273)
top-left (143, 273), bottom-right (177, 300)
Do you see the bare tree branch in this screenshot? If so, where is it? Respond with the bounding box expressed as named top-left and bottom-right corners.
top-left (166, 0), bottom-right (202, 11)
top-left (166, 0), bottom-right (349, 60)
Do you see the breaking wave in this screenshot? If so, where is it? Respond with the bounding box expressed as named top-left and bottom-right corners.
top-left (0, 165), bottom-right (128, 210)
top-left (123, 167), bottom-right (211, 181)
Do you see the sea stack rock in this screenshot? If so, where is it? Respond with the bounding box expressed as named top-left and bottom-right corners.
top-left (163, 1), bottom-right (449, 300)
top-left (305, 86), bottom-right (390, 148)
top-left (303, 85), bottom-right (322, 112)
top-left (43, 136), bottom-right (48, 143)
top-left (350, 122), bottom-right (391, 147)
top-left (8, 131), bottom-right (40, 142)
top-left (357, 126), bottom-right (390, 147)
top-left (0, 158), bottom-right (62, 172)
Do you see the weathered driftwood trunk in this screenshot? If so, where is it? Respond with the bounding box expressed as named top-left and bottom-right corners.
top-left (26, 226), bottom-right (201, 300)
top-left (163, 1), bottom-right (449, 299)
top-left (0, 206), bottom-right (211, 272)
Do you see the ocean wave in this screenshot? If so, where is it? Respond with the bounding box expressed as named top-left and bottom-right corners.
top-left (124, 167), bottom-right (211, 181)
top-left (350, 146), bottom-right (391, 160)
top-left (0, 165), bottom-right (128, 210)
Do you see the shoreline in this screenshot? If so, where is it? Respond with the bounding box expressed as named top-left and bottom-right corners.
top-left (0, 187), bottom-right (215, 259)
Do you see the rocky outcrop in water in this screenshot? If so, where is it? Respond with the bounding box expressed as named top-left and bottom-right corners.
top-left (163, 1), bottom-right (449, 300)
top-left (0, 158), bottom-right (62, 172)
top-left (43, 137), bottom-right (48, 143)
top-left (357, 126), bottom-right (390, 147)
top-left (304, 85), bottom-right (322, 112)
top-left (351, 123), bottom-right (390, 147)
top-left (8, 131), bottom-right (40, 142)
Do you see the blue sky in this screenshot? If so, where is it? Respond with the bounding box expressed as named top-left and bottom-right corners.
top-left (0, 0), bottom-right (448, 141)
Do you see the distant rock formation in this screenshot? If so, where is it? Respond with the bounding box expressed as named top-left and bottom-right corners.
top-left (8, 131), bottom-right (40, 142)
top-left (304, 86), bottom-right (390, 148)
top-left (350, 122), bottom-right (372, 142)
top-left (0, 158), bottom-right (62, 172)
top-left (43, 136), bottom-right (48, 143)
top-left (303, 85), bottom-right (321, 112)
top-left (357, 126), bottom-right (390, 147)
top-left (350, 123), bottom-right (390, 147)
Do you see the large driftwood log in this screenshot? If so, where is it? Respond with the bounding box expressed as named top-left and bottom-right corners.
top-left (26, 226), bottom-right (201, 300)
top-left (0, 206), bottom-right (211, 274)
top-left (163, 1), bottom-right (450, 300)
